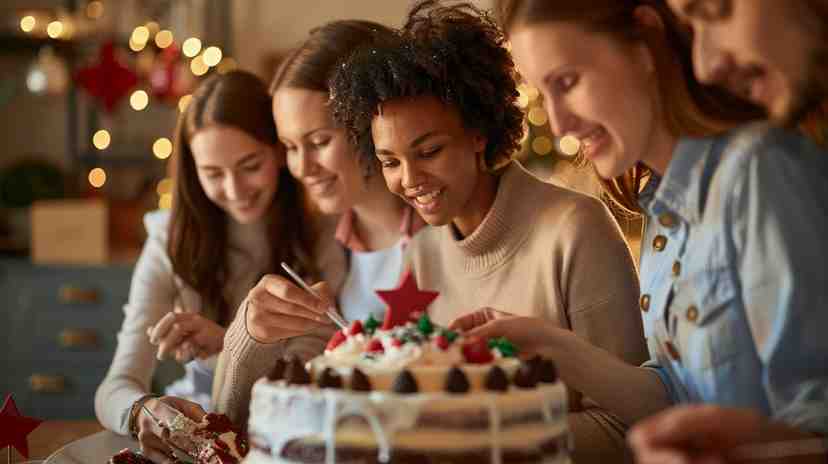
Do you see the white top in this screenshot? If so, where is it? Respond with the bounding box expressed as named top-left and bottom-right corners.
top-left (95, 210), bottom-right (271, 435)
top-left (338, 243), bottom-right (404, 323)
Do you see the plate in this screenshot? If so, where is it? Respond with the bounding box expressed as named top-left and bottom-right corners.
top-left (45, 431), bottom-right (134, 464)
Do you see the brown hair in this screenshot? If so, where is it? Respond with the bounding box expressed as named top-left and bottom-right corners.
top-left (169, 70), bottom-right (317, 325)
top-left (270, 20), bottom-right (396, 95)
top-left (496, 0), bottom-right (763, 214)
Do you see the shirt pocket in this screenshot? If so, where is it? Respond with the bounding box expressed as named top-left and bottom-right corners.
top-left (676, 266), bottom-right (750, 370)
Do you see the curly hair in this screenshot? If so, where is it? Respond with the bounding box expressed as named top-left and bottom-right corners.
top-left (330, 0), bottom-right (524, 175)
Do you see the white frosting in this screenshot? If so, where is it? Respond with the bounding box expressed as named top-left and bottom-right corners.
top-left (165, 413), bottom-right (244, 463)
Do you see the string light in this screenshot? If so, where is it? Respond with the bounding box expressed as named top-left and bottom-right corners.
top-left (20, 16), bottom-right (36, 33)
top-left (182, 38), bottom-right (202, 58)
top-left (203, 46), bottom-right (223, 67)
top-left (156, 178), bottom-right (173, 196)
top-left (47, 21), bottom-right (63, 39)
top-left (532, 136), bottom-right (554, 156)
top-left (131, 26), bottom-right (150, 45)
top-left (86, 1), bottom-right (104, 19)
top-left (93, 130), bottom-right (111, 150)
top-left (217, 58), bottom-right (238, 74)
top-left (178, 95), bottom-right (192, 112)
top-left (159, 193), bottom-right (173, 209)
top-left (153, 137), bottom-right (173, 159)
top-left (130, 90), bottom-right (149, 111)
top-left (88, 168), bottom-right (107, 188)
top-left (517, 86), bottom-right (530, 109)
top-left (190, 55), bottom-right (209, 76)
top-left (129, 37), bottom-right (146, 52)
top-left (559, 135), bottom-right (581, 156)
top-left (155, 30), bottom-right (174, 49)
top-left (528, 107), bottom-right (548, 126)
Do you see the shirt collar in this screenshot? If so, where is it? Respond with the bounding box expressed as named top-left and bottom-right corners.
top-left (643, 136), bottom-right (720, 226)
top-left (335, 206), bottom-right (426, 252)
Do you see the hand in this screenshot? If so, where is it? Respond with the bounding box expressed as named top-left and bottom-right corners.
top-left (135, 396), bottom-right (205, 463)
top-left (629, 405), bottom-right (776, 464)
top-left (245, 274), bottom-right (335, 343)
top-left (449, 308), bottom-right (562, 355)
top-left (147, 309), bottom-right (226, 362)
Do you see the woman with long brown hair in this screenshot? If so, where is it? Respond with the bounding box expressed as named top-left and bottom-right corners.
top-left (95, 70), bottom-right (321, 463)
top-left (457, 0), bottom-right (828, 461)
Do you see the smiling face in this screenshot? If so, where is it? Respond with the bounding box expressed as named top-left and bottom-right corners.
top-left (190, 125), bottom-right (283, 224)
top-left (371, 96), bottom-right (490, 236)
top-left (510, 20), bottom-right (670, 178)
top-left (273, 87), bottom-right (366, 215)
top-left (668, 0), bottom-right (827, 123)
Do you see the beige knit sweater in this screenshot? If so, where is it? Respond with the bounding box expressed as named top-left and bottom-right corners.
top-left (405, 162), bottom-right (647, 463)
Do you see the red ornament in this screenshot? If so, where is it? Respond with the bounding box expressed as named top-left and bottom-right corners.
top-left (365, 339), bottom-right (384, 353)
top-left (325, 330), bottom-right (346, 351)
top-left (0, 394), bottom-right (43, 459)
top-left (462, 337), bottom-right (494, 364)
top-left (149, 46), bottom-right (192, 103)
top-left (376, 270), bottom-right (439, 330)
top-left (75, 42), bottom-right (138, 112)
top-left (348, 320), bottom-right (363, 336)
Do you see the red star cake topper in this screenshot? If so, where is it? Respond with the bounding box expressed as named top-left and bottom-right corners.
top-left (376, 270), bottom-right (439, 330)
top-left (0, 394), bottom-right (43, 459)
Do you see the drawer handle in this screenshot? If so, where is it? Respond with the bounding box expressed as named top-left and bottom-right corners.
top-left (59, 328), bottom-right (100, 348)
top-left (29, 374), bottom-right (66, 393)
top-left (59, 285), bottom-right (99, 304)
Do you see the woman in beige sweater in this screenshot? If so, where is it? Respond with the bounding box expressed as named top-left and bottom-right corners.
top-left (329, 2), bottom-right (647, 462)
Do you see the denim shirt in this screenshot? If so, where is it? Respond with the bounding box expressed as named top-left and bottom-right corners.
top-left (638, 123), bottom-right (828, 435)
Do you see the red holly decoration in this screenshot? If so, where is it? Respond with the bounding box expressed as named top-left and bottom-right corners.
top-left (326, 330), bottom-right (346, 351)
top-left (434, 335), bottom-right (449, 351)
top-left (0, 394), bottom-right (43, 459)
top-left (349, 320), bottom-right (364, 336)
top-left (376, 270), bottom-right (439, 330)
top-left (391, 338), bottom-right (403, 348)
top-left (462, 337), bottom-right (494, 364)
top-left (365, 338), bottom-right (385, 353)
top-left (75, 42), bottom-right (138, 112)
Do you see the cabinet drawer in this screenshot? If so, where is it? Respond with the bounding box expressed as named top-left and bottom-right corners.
top-left (2, 360), bottom-right (110, 419)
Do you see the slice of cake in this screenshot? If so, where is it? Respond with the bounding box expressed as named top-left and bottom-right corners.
top-left (243, 273), bottom-right (571, 463)
top-left (108, 449), bottom-right (159, 464)
top-left (165, 412), bottom-right (249, 464)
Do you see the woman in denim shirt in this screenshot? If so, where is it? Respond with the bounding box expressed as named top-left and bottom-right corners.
top-left (453, 0), bottom-right (828, 458)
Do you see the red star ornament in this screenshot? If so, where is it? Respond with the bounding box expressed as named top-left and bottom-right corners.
top-left (0, 394), bottom-right (43, 459)
top-left (75, 42), bottom-right (138, 113)
top-left (376, 270), bottom-right (439, 330)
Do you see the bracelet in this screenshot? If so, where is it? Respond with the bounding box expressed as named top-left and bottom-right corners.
top-left (128, 394), bottom-right (161, 439)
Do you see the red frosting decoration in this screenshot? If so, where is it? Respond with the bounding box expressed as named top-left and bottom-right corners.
top-left (326, 330), bottom-right (346, 351)
top-left (391, 338), bottom-right (403, 348)
top-left (75, 42), bottom-right (138, 112)
top-left (0, 394), bottom-right (43, 459)
top-left (434, 334), bottom-right (450, 351)
top-left (462, 337), bottom-right (494, 364)
top-left (349, 320), bottom-right (363, 336)
top-left (365, 338), bottom-right (384, 353)
top-left (376, 270), bottom-right (439, 330)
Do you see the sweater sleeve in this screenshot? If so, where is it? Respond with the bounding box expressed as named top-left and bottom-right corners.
top-left (212, 299), bottom-right (335, 426)
top-left (95, 212), bottom-right (176, 435)
top-left (554, 197), bottom-right (648, 462)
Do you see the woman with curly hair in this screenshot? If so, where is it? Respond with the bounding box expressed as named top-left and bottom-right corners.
top-left (457, 1), bottom-right (828, 462)
top-left (330, 1), bottom-right (647, 461)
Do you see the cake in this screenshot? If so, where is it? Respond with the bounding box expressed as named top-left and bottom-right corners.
top-left (243, 273), bottom-right (571, 464)
top-left (164, 412), bottom-right (249, 464)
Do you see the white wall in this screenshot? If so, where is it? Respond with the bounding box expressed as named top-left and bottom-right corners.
top-left (231, 0), bottom-right (492, 78)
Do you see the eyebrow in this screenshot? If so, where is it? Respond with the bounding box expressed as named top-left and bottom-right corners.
top-left (375, 131), bottom-right (444, 156)
top-left (198, 151), bottom-right (263, 170)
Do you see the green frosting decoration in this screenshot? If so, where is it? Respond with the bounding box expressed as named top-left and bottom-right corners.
top-left (488, 337), bottom-right (518, 358)
top-left (365, 314), bottom-right (380, 335)
top-left (417, 313), bottom-right (434, 336)
top-left (441, 329), bottom-right (458, 343)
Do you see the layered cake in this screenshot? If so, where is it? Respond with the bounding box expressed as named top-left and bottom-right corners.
top-left (244, 274), bottom-right (571, 464)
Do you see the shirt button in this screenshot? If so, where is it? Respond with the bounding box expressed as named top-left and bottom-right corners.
top-left (664, 340), bottom-right (681, 362)
top-left (672, 261), bottom-right (681, 277)
top-left (640, 294), bottom-right (651, 312)
top-left (658, 213), bottom-right (677, 228)
top-left (686, 305), bottom-right (699, 323)
top-left (653, 235), bottom-right (668, 251)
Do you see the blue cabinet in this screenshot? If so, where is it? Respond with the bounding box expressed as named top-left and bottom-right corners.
top-left (0, 259), bottom-right (132, 419)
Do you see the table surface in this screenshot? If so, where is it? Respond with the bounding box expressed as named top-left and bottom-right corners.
top-left (7, 420), bottom-right (104, 462)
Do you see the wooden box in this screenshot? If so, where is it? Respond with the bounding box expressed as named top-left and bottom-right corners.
top-left (31, 199), bottom-right (108, 265)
